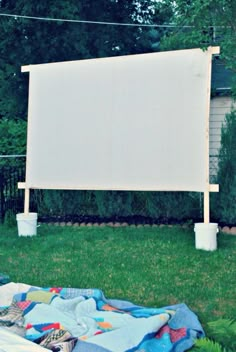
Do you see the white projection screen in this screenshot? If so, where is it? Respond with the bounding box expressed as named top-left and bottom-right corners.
top-left (23, 48), bottom-right (215, 192)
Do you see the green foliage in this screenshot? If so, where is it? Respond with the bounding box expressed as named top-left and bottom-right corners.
top-left (3, 209), bottom-right (16, 227)
top-left (212, 110), bottom-right (236, 224)
top-left (160, 0), bottom-right (236, 95)
top-left (207, 319), bottom-right (236, 350)
top-left (191, 318), bottom-right (236, 351)
top-left (0, 0), bottom-right (172, 121)
top-left (34, 189), bottom-right (201, 223)
top-left (35, 190), bottom-right (97, 218)
top-left (0, 119), bottom-right (26, 166)
top-left (159, 1), bottom-right (236, 224)
top-left (192, 338), bottom-right (228, 352)
top-left (0, 1), bottom-right (173, 171)
top-left (145, 191), bottom-right (200, 221)
top-left (94, 191), bottom-right (133, 218)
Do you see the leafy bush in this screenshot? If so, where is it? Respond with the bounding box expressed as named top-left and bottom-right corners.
top-left (0, 119), bottom-right (26, 167)
top-left (191, 318), bottom-right (236, 352)
top-left (35, 189), bottom-right (201, 223)
top-left (35, 190), bottom-right (97, 219)
top-left (207, 319), bottom-right (236, 350)
top-left (3, 209), bottom-right (16, 227)
top-left (212, 110), bottom-right (236, 225)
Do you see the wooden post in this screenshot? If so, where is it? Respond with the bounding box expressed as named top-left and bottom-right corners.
top-left (204, 46), bottom-right (220, 224)
top-left (21, 65), bottom-right (32, 215)
top-left (18, 182), bottom-right (30, 214)
top-left (204, 190), bottom-right (210, 224)
top-left (24, 188), bottom-right (30, 214)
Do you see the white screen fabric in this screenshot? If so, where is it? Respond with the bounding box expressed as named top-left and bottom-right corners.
top-left (24, 48), bottom-right (212, 191)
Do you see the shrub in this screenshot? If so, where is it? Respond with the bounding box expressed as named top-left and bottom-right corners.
top-left (0, 119), bottom-right (26, 167)
top-left (34, 189), bottom-right (201, 224)
top-left (212, 110), bottom-right (236, 225)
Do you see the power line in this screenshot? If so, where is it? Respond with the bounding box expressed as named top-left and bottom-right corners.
top-left (0, 155), bottom-right (26, 158)
top-left (0, 12), bottom-right (192, 28)
top-left (0, 12), bottom-right (233, 31)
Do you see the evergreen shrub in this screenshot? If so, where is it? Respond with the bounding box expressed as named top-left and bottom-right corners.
top-left (36, 189), bottom-right (201, 224)
top-left (212, 110), bottom-right (236, 225)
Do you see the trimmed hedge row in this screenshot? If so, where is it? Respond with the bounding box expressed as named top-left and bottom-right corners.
top-left (35, 190), bottom-right (202, 224)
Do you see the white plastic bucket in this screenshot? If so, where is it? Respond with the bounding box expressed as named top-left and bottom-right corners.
top-left (194, 223), bottom-right (218, 251)
top-left (16, 213), bottom-right (38, 237)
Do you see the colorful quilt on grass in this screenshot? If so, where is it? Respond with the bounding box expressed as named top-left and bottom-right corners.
top-left (0, 283), bottom-right (204, 352)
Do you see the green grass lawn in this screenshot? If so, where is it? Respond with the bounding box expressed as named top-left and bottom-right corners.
top-left (0, 223), bottom-right (235, 332)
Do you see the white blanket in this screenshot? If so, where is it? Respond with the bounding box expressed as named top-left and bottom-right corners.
top-left (0, 328), bottom-right (50, 352)
top-left (0, 283), bottom-right (33, 306)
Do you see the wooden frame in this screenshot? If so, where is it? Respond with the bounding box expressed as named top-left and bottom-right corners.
top-left (204, 46), bottom-right (220, 223)
top-left (20, 47), bottom-right (220, 222)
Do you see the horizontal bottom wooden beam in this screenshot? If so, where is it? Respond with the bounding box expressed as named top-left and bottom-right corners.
top-left (209, 184), bottom-right (219, 192)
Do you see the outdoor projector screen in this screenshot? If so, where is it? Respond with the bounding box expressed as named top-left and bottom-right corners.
top-left (23, 48), bottom-right (213, 192)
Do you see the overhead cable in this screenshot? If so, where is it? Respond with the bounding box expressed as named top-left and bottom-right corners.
top-left (0, 12), bottom-right (192, 28)
top-left (0, 155), bottom-right (26, 158)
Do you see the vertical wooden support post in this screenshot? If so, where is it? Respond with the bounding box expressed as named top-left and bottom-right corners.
top-left (21, 65), bottom-right (32, 216)
top-left (204, 190), bottom-right (210, 224)
top-left (24, 188), bottom-right (30, 214)
top-left (203, 46), bottom-right (220, 224)
top-left (18, 183), bottom-right (30, 214)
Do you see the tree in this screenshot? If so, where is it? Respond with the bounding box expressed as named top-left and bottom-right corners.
top-left (212, 110), bottom-right (236, 224)
top-left (159, 0), bottom-right (236, 94)
top-left (0, 119), bottom-right (26, 166)
top-left (0, 0), bottom-right (173, 163)
top-left (159, 1), bottom-right (236, 225)
top-left (0, 0), bottom-right (173, 123)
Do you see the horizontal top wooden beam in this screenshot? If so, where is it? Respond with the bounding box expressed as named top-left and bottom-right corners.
top-left (209, 184), bottom-right (219, 192)
top-left (210, 46), bottom-right (220, 55)
top-left (18, 182), bottom-right (26, 189)
top-left (21, 66), bottom-right (30, 72)
top-left (21, 47), bottom-right (220, 73)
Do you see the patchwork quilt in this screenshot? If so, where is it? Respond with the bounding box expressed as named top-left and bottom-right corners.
top-left (0, 283), bottom-right (205, 352)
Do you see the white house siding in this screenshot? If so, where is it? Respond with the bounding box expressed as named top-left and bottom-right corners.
top-left (209, 96), bottom-right (235, 179)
